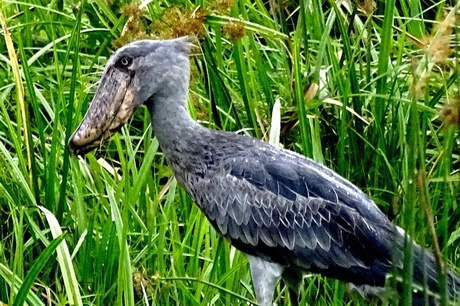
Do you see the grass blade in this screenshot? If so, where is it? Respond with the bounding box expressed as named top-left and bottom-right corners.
top-left (13, 234), bottom-right (66, 306)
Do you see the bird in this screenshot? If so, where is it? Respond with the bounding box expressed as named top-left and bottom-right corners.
top-left (68, 36), bottom-right (460, 306)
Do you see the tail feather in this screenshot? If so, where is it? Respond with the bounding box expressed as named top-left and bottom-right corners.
top-left (353, 228), bottom-right (460, 305)
top-left (411, 243), bottom-right (460, 301)
top-left (348, 244), bottom-right (460, 306)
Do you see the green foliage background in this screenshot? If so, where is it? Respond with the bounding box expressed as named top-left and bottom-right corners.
top-left (0, 0), bottom-right (460, 305)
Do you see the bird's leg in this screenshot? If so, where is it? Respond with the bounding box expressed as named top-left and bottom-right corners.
top-left (281, 268), bottom-right (304, 306)
top-left (247, 254), bottom-right (284, 306)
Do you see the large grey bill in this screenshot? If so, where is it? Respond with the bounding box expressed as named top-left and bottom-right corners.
top-left (68, 67), bottom-right (137, 156)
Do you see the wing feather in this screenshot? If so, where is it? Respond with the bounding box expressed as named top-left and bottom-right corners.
top-left (180, 138), bottom-right (397, 277)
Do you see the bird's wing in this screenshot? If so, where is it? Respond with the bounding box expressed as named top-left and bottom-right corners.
top-left (186, 142), bottom-right (399, 273)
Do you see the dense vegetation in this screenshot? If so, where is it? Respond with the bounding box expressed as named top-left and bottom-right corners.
top-left (1, 0), bottom-right (459, 305)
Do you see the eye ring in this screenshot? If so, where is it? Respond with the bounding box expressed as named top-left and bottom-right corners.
top-left (117, 56), bottom-right (133, 68)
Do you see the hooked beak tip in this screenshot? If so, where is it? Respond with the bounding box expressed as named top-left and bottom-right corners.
top-left (68, 133), bottom-right (96, 157)
top-left (68, 138), bottom-right (84, 157)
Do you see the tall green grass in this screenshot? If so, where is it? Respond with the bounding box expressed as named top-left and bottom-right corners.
top-left (0, 0), bottom-right (459, 305)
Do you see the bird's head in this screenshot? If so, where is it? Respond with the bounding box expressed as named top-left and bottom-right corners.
top-left (68, 36), bottom-right (194, 156)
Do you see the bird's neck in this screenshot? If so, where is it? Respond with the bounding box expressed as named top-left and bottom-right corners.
top-left (148, 90), bottom-right (211, 187)
top-left (148, 88), bottom-right (205, 158)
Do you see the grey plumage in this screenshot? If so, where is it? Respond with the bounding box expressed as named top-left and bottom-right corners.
top-left (68, 37), bottom-right (460, 306)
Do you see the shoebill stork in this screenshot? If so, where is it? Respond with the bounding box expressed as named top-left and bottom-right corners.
top-left (68, 37), bottom-right (460, 305)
